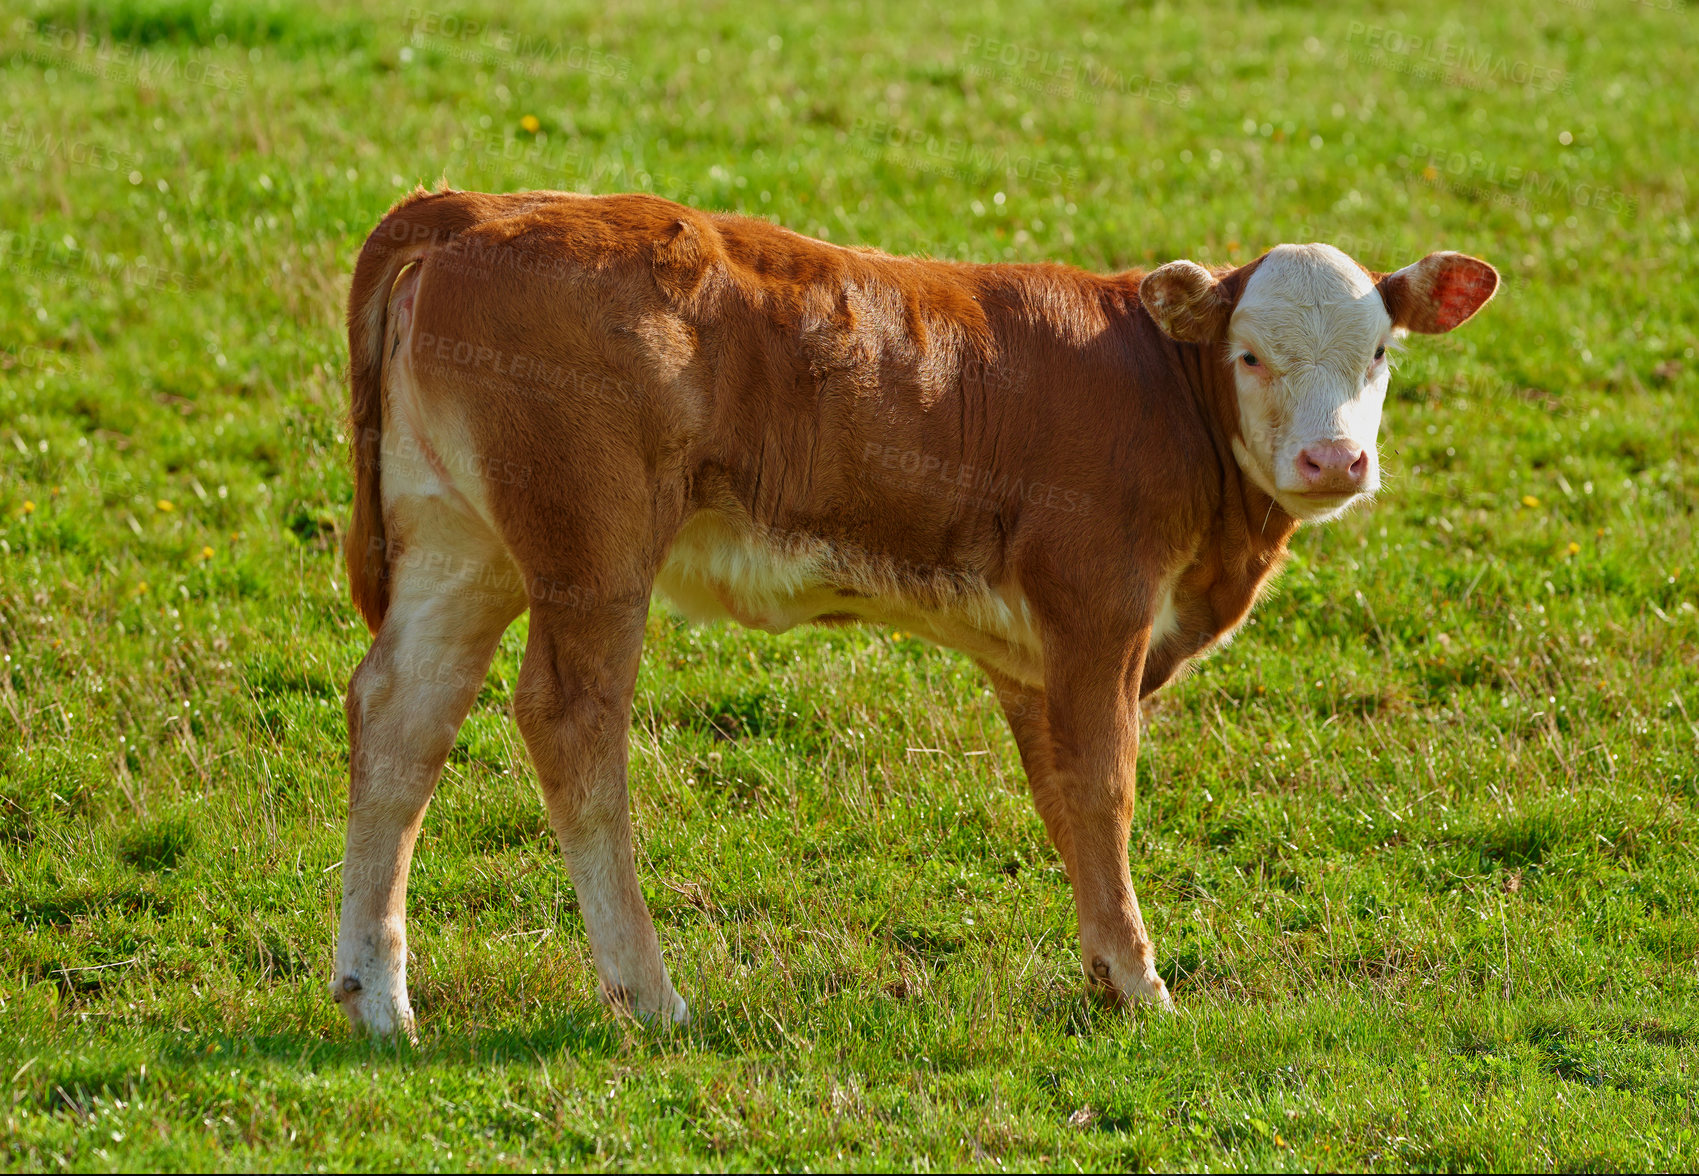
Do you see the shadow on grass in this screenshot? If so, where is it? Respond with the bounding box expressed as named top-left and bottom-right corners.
top-left (135, 991), bottom-right (847, 1079)
top-left (17, 1007), bottom-right (661, 1118)
top-left (146, 1009), bottom-right (641, 1075)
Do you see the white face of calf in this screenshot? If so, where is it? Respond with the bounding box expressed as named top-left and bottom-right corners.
top-left (1228, 245), bottom-right (1390, 520)
top-left (1140, 244), bottom-right (1499, 522)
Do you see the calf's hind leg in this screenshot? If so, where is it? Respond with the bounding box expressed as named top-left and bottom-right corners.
top-left (335, 500), bottom-right (524, 1039)
top-left (514, 595), bottom-right (688, 1024)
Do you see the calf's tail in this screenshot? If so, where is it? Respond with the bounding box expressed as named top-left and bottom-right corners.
top-left (343, 187), bottom-right (484, 633)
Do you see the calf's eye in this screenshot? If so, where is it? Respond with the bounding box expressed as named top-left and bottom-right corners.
top-left (1374, 345), bottom-right (1387, 361)
top-left (1242, 353), bottom-right (1261, 367)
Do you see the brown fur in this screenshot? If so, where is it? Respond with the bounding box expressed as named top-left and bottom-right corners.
top-left (348, 190), bottom-right (1293, 668)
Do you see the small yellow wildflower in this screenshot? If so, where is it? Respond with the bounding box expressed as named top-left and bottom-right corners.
top-left (21, 500), bottom-right (34, 514)
top-left (134, 581), bottom-right (149, 595)
top-left (1521, 494), bottom-right (1540, 508)
top-left (157, 499), bottom-right (174, 512)
top-left (1566, 541), bottom-right (1580, 556)
top-left (520, 114), bottom-right (541, 133)
top-left (199, 546), bottom-right (215, 560)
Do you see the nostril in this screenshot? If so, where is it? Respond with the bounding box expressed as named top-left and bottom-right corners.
top-left (1297, 445), bottom-right (1369, 491)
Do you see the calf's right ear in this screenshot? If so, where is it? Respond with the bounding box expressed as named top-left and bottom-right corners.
top-left (1377, 252), bottom-right (1499, 334)
top-left (1140, 260), bottom-right (1232, 344)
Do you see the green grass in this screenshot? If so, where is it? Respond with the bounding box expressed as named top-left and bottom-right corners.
top-left (2, 0), bottom-right (1697, 1168)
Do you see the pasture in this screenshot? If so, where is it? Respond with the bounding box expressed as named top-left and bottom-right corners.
top-left (2, 0), bottom-right (1697, 1168)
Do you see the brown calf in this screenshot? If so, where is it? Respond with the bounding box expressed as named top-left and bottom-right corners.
top-left (334, 188), bottom-right (1497, 1036)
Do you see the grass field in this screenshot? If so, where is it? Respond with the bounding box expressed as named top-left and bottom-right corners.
top-left (2, 0), bottom-right (1697, 1168)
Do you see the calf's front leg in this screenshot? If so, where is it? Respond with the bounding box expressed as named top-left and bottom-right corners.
top-left (1023, 633), bottom-right (1172, 1010)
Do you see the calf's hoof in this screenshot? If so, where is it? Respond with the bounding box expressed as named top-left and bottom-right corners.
top-left (332, 972), bottom-right (418, 1042)
top-left (1088, 955), bottom-right (1174, 1012)
top-left (600, 982), bottom-right (690, 1028)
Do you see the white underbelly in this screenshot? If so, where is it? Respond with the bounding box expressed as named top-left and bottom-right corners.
top-left (653, 511), bottom-right (1044, 682)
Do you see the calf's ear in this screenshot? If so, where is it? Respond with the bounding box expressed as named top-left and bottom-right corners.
top-left (1140, 260), bottom-right (1232, 344)
top-left (1377, 252), bottom-right (1499, 334)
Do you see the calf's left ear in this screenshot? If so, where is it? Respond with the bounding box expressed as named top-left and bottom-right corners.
top-left (1377, 252), bottom-right (1499, 334)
